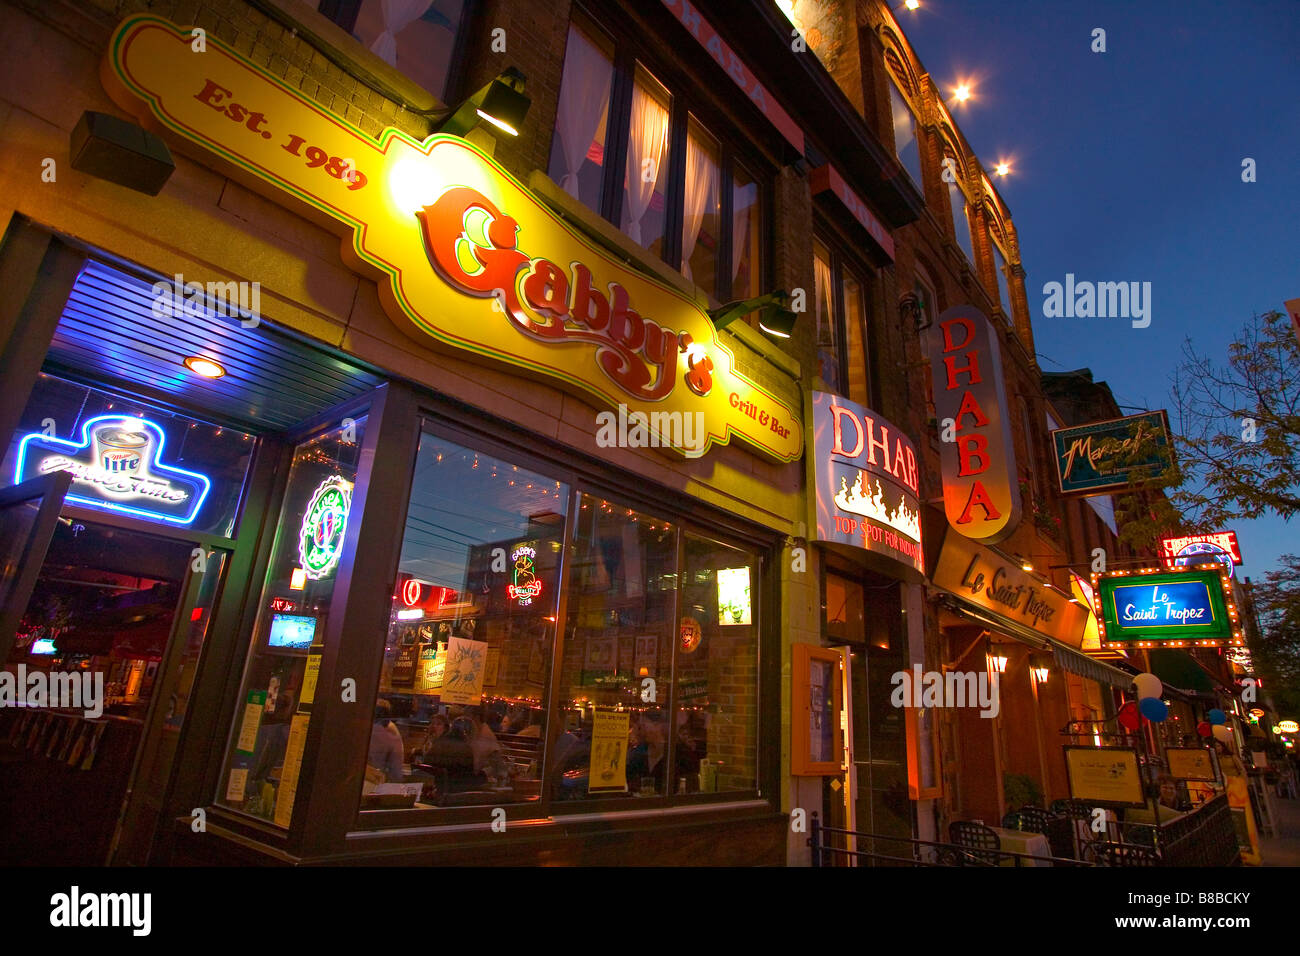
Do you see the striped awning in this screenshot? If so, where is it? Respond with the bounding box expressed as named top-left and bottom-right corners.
top-left (1047, 639), bottom-right (1134, 688)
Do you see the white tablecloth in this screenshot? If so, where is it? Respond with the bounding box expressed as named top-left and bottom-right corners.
top-left (989, 826), bottom-right (1052, 866)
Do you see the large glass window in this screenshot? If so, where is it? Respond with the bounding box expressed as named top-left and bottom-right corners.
top-left (218, 418), bottom-right (366, 827)
top-left (888, 82), bottom-right (924, 190)
top-left (548, 14), bottom-right (766, 304)
top-left (364, 430), bottom-right (568, 812)
top-left (316, 0), bottom-right (470, 102)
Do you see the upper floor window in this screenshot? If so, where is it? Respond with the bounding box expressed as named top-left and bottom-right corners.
top-left (813, 237), bottom-right (872, 404)
top-left (992, 242), bottom-right (1014, 324)
top-left (945, 160), bottom-right (977, 267)
top-left (316, 0), bottom-right (471, 102)
top-left (888, 82), bottom-right (924, 190)
top-left (547, 17), bottom-right (766, 305)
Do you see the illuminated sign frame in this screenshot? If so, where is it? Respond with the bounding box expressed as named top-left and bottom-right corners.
top-left (298, 476), bottom-right (351, 580)
top-left (1093, 564), bottom-right (1242, 649)
top-left (102, 16), bottom-right (802, 463)
top-left (14, 415), bottom-right (211, 525)
top-left (926, 305), bottom-right (1021, 543)
top-left (1160, 531), bottom-right (1242, 580)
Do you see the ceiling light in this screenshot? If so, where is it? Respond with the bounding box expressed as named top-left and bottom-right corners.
top-left (184, 356), bottom-right (226, 378)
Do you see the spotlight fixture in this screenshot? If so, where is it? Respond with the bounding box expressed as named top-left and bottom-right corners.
top-left (952, 83), bottom-right (972, 103)
top-left (184, 356), bottom-right (226, 379)
top-left (437, 67), bottom-right (531, 138)
top-left (905, 0), bottom-right (920, 9)
top-left (708, 290), bottom-right (798, 338)
top-left (70, 110), bottom-right (175, 196)
top-left (994, 162), bottom-right (1011, 176)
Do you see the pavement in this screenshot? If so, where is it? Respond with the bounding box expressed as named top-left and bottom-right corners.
top-left (1258, 791), bottom-right (1300, 866)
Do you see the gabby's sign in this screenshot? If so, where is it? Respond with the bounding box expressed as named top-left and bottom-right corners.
top-left (811, 391), bottom-right (922, 574)
top-left (14, 416), bottom-right (210, 525)
top-left (927, 305), bottom-right (1020, 542)
top-left (101, 16), bottom-right (801, 462)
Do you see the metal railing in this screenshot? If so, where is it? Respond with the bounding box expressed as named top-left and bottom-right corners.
top-left (807, 813), bottom-right (1091, 867)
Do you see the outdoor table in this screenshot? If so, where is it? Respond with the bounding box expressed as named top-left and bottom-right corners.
top-left (988, 825), bottom-right (1052, 866)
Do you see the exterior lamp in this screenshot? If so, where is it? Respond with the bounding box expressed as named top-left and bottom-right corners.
top-left (1031, 667), bottom-right (1049, 684)
top-left (905, 0), bottom-right (921, 9)
top-left (708, 290), bottom-right (797, 338)
top-left (987, 653), bottom-right (1008, 674)
top-left (994, 162), bottom-right (1011, 177)
top-left (951, 83), bottom-right (972, 104)
top-left (437, 67), bottom-right (531, 138)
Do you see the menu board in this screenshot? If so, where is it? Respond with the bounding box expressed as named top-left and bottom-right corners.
top-left (1166, 747), bottom-right (1219, 781)
top-left (1064, 746), bottom-right (1146, 808)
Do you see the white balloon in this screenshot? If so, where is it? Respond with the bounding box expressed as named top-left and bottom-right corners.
top-left (1212, 724), bottom-right (1233, 744)
top-left (1132, 672), bottom-right (1163, 700)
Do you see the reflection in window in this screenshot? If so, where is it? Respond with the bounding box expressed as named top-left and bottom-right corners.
top-left (678, 534), bottom-right (758, 793)
top-left (554, 496), bottom-right (676, 800)
top-left (732, 165), bottom-right (761, 303)
top-left (547, 22), bottom-right (614, 212)
top-left (320, 0), bottom-right (468, 101)
top-left (842, 270), bottom-right (869, 406)
top-left (993, 243), bottom-right (1014, 324)
top-left (219, 418), bottom-right (367, 827)
top-left (363, 431), bottom-right (569, 812)
top-left (620, 65), bottom-right (671, 255)
top-left (813, 239), bottom-right (839, 391)
top-left (948, 178), bottom-right (976, 266)
top-left (889, 82), bottom-right (924, 189)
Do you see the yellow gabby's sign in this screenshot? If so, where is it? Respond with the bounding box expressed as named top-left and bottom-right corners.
top-left (100, 16), bottom-right (802, 461)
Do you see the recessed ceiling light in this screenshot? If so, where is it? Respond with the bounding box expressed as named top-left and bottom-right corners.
top-left (184, 356), bottom-right (226, 378)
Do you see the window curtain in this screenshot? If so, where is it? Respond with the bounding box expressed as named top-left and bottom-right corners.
top-left (555, 27), bottom-right (612, 199)
top-left (623, 82), bottom-right (669, 246)
top-left (680, 134), bottom-right (718, 282)
top-left (731, 182), bottom-right (756, 286)
top-left (813, 253), bottom-right (835, 348)
top-left (368, 0), bottom-right (433, 65)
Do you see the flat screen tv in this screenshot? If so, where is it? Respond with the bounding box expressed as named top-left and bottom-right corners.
top-left (268, 613), bottom-right (317, 650)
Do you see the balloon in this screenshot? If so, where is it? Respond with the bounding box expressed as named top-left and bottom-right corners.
top-left (1197, 721), bottom-right (1212, 737)
top-left (1133, 673), bottom-right (1163, 700)
top-left (1118, 701), bottom-right (1141, 731)
top-left (1212, 724), bottom-right (1233, 744)
top-left (1208, 709), bottom-right (1227, 725)
top-left (1139, 697), bottom-right (1168, 722)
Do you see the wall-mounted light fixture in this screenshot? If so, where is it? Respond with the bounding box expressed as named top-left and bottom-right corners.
top-left (437, 67), bottom-right (531, 138)
top-left (708, 290), bottom-right (797, 338)
top-left (70, 111), bottom-right (175, 196)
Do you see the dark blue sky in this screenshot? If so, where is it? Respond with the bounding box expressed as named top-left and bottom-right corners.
top-left (900, 0), bottom-right (1300, 580)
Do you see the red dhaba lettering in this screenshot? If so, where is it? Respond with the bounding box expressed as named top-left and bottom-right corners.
top-left (829, 404), bottom-right (918, 494)
top-left (930, 306), bottom-right (1020, 540)
top-left (419, 186), bottom-right (708, 402)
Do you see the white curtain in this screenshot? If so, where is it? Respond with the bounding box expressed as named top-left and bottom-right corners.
top-left (368, 0), bottom-right (433, 66)
top-left (623, 82), bottom-right (669, 246)
top-left (731, 181), bottom-right (756, 288)
top-left (680, 134), bottom-right (718, 283)
top-left (555, 27), bottom-right (612, 199)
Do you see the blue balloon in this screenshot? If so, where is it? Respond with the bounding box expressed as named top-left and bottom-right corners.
top-left (1208, 709), bottom-right (1227, 725)
top-left (1139, 697), bottom-right (1169, 722)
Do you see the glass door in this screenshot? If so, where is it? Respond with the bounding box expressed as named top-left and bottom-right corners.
top-left (0, 472), bottom-right (71, 655)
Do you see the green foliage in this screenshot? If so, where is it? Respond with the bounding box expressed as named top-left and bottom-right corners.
top-left (1251, 554), bottom-right (1300, 717)
top-left (1003, 772), bottom-right (1042, 811)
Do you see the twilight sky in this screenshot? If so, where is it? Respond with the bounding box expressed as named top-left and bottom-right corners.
top-left (899, 0), bottom-right (1300, 581)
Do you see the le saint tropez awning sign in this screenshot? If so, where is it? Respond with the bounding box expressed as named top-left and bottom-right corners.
top-left (101, 16), bottom-right (801, 462)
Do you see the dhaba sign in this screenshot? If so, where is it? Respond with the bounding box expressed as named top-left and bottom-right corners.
top-left (926, 305), bottom-right (1020, 542)
top-left (101, 16), bottom-right (801, 462)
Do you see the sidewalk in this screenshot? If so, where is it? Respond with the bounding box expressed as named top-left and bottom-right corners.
top-left (1258, 792), bottom-right (1300, 866)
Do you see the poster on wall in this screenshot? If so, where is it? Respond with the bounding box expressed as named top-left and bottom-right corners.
top-left (587, 710), bottom-right (630, 794)
top-left (1166, 747), bottom-right (1219, 781)
top-left (811, 391), bottom-right (923, 573)
top-left (438, 636), bottom-right (488, 704)
top-left (1064, 746), bottom-right (1146, 808)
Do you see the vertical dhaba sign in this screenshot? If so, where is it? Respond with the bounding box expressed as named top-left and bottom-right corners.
top-left (100, 16), bottom-right (801, 462)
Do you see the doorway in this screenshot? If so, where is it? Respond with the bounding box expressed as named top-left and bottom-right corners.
top-left (0, 517), bottom-right (218, 865)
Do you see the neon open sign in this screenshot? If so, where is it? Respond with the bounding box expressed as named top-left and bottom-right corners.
top-left (14, 415), bottom-right (211, 525)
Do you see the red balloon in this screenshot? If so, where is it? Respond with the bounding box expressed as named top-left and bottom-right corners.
top-left (1197, 721), bottom-right (1212, 737)
top-left (1118, 701), bottom-right (1142, 731)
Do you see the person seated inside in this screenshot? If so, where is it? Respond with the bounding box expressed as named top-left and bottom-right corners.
top-left (367, 699), bottom-right (405, 784)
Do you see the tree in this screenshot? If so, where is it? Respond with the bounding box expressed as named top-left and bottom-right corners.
top-left (1249, 554), bottom-right (1300, 720)
top-left (1113, 309), bottom-right (1300, 551)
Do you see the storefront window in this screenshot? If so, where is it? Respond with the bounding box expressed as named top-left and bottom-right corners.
top-left (361, 429), bottom-right (568, 812)
top-left (554, 496), bottom-right (676, 800)
top-left (678, 534), bottom-right (758, 793)
top-left (218, 418), bottom-right (366, 826)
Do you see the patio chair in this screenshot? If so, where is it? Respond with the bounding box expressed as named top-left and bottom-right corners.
top-left (1085, 841), bottom-right (1160, 867)
top-left (949, 820), bottom-right (1002, 866)
top-left (1015, 805), bottom-right (1053, 834)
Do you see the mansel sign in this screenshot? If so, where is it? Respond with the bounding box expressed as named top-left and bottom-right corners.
top-left (102, 16), bottom-right (801, 462)
top-left (926, 305), bottom-right (1020, 542)
top-left (811, 391), bottom-right (922, 574)
top-left (932, 531), bottom-right (1087, 644)
top-left (1051, 410), bottom-right (1173, 495)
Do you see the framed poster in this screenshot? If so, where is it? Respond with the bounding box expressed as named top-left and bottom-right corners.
top-left (1165, 746), bottom-right (1219, 782)
top-left (483, 646), bottom-right (501, 688)
top-left (1063, 746), bottom-right (1146, 808)
top-left (792, 643), bottom-right (843, 776)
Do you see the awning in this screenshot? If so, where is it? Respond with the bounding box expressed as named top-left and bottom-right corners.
top-left (1147, 648), bottom-right (1221, 695)
top-left (1047, 639), bottom-right (1134, 688)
